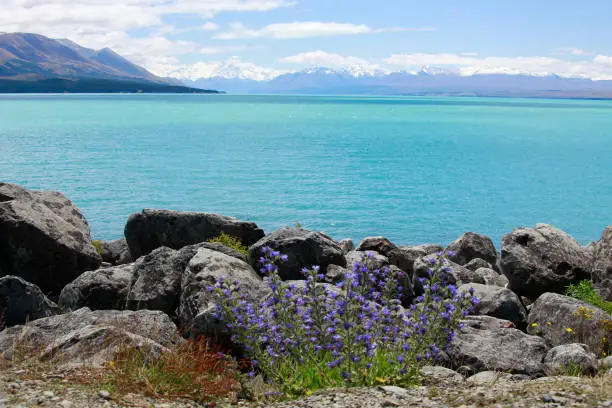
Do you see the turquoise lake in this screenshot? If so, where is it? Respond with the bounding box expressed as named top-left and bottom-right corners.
top-left (1, 94), bottom-right (611, 246)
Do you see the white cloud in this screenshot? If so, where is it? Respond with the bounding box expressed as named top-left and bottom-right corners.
top-left (386, 53), bottom-right (612, 80)
top-left (215, 21), bottom-right (433, 40)
top-left (199, 45), bottom-right (254, 54)
top-left (551, 47), bottom-right (595, 56)
top-left (279, 50), bottom-right (372, 67)
top-left (163, 56), bottom-right (285, 80)
top-left (201, 22), bottom-right (219, 31)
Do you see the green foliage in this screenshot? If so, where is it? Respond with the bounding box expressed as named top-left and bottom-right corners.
top-left (566, 280), bottom-right (612, 314)
top-left (92, 240), bottom-right (104, 255)
top-left (208, 233), bottom-right (249, 256)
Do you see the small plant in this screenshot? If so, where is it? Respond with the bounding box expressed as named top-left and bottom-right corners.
top-left (209, 248), bottom-right (477, 397)
top-left (208, 233), bottom-right (249, 256)
top-left (566, 280), bottom-right (612, 314)
top-left (92, 240), bottom-right (104, 255)
top-left (97, 338), bottom-right (238, 403)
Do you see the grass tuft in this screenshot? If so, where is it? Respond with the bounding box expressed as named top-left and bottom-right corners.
top-left (566, 280), bottom-right (612, 314)
top-left (208, 233), bottom-right (249, 256)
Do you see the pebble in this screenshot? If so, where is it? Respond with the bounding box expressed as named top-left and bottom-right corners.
top-left (98, 390), bottom-right (111, 400)
top-left (59, 401), bottom-right (74, 408)
top-left (542, 394), bottom-right (555, 403)
top-left (43, 390), bottom-right (55, 398)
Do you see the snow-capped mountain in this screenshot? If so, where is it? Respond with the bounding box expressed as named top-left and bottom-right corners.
top-left (179, 64), bottom-right (612, 98)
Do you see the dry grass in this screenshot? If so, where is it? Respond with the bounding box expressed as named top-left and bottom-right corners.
top-left (81, 337), bottom-right (240, 403)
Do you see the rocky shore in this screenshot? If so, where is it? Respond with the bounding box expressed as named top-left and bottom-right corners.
top-left (0, 182), bottom-right (611, 407)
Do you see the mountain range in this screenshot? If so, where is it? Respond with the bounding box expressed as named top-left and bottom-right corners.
top-left (183, 62), bottom-right (612, 99)
top-left (0, 33), bottom-right (216, 93)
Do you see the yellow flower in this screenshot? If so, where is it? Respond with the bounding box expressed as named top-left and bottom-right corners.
top-left (546, 321), bottom-right (552, 326)
top-left (566, 328), bottom-right (574, 334)
top-left (531, 323), bottom-right (538, 327)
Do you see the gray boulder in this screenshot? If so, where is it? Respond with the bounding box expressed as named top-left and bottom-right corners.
top-left (459, 283), bottom-right (527, 329)
top-left (0, 183), bottom-right (102, 296)
top-left (325, 264), bottom-right (347, 284)
top-left (0, 276), bottom-right (59, 327)
top-left (126, 247), bottom-right (183, 315)
top-left (527, 293), bottom-right (611, 356)
top-left (179, 247), bottom-right (269, 340)
top-left (474, 267), bottom-right (510, 287)
top-left (419, 365), bottom-right (464, 384)
top-left (500, 224), bottom-right (592, 299)
top-left (592, 226), bottom-right (612, 301)
top-left (387, 245), bottom-right (441, 276)
top-left (98, 238), bottom-right (132, 265)
top-left (58, 264), bottom-right (134, 311)
top-left (345, 250), bottom-right (389, 271)
top-left (0, 308), bottom-right (181, 368)
top-left (446, 232), bottom-right (499, 269)
top-left (544, 343), bottom-right (599, 376)
top-left (125, 209), bottom-right (264, 258)
top-left (338, 239), bottom-right (355, 254)
top-left (412, 255), bottom-right (485, 296)
top-left (448, 315), bottom-right (549, 377)
top-left (464, 258), bottom-right (493, 272)
top-left (249, 228), bottom-right (346, 280)
top-left (356, 236), bottom-right (397, 256)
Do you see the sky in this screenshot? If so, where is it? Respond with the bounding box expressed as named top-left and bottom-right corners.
top-left (2, 0), bottom-right (612, 80)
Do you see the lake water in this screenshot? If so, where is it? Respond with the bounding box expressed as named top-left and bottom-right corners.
top-left (1, 94), bottom-right (611, 247)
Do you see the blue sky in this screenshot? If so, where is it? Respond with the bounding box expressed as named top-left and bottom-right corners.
top-left (2, 0), bottom-right (612, 79)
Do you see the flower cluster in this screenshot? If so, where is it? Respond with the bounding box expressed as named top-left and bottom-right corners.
top-left (208, 248), bottom-right (477, 395)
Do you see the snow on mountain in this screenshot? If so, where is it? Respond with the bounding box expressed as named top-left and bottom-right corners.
top-left (168, 57), bottom-right (284, 81)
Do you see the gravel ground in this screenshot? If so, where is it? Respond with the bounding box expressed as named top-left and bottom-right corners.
top-left (0, 367), bottom-right (610, 408)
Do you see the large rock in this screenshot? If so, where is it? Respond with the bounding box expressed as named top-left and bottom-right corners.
top-left (98, 238), bottom-right (132, 265)
top-left (125, 209), bottom-right (264, 259)
top-left (387, 244), bottom-right (443, 276)
top-left (0, 308), bottom-right (181, 368)
top-left (464, 258), bottom-right (493, 272)
top-left (0, 276), bottom-right (59, 327)
top-left (448, 315), bottom-right (548, 377)
top-left (412, 255), bottom-right (486, 296)
top-left (356, 236), bottom-right (397, 256)
top-left (126, 247), bottom-right (183, 315)
top-left (543, 343), bottom-right (599, 376)
top-left (179, 247), bottom-right (269, 341)
top-left (249, 228), bottom-right (346, 280)
top-left (446, 232), bottom-right (498, 269)
top-left (459, 283), bottom-right (527, 329)
top-left (0, 183), bottom-right (102, 296)
top-left (500, 224), bottom-right (592, 299)
top-left (58, 264), bottom-right (135, 311)
top-left (527, 292), bottom-right (611, 356)
top-left (345, 250), bottom-right (389, 271)
top-left (338, 239), bottom-right (354, 254)
top-left (592, 226), bottom-right (612, 301)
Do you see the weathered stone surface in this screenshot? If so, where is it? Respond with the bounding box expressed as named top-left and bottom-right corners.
top-left (249, 228), bottom-right (346, 280)
top-left (387, 244), bottom-right (444, 276)
top-left (338, 239), bottom-right (355, 254)
top-left (500, 224), bottom-right (592, 299)
top-left (466, 371), bottom-right (512, 384)
top-left (98, 238), bottom-right (132, 265)
top-left (459, 283), bottom-right (528, 329)
top-left (126, 247), bottom-right (182, 315)
top-left (345, 250), bottom-right (389, 271)
top-left (412, 255), bottom-right (486, 296)
top-left (325, 264), bottom-right (347, 283)
top-left (179, 248), bottom-right (269, 340)
top-left (0, 183), bottom-right (101, 296)
top-left (419, 365), bottom-right (464, 384)
top-left (0, 308), bottom-right (182, 360)
top-left (356, 236), bottom-right (397, 256)
top-left (446, 232), bottom-right (498, 269)
top-left (544, 343), bottom-right (599, 376)
top-left (125, 209), bottom-right (264, 258)
top-left (527, 292), bottom-right (612, 356)
top-left (592, 226), bottom-right (612, 301)
top-left (58, 264), bottom-right (134, 311)
top-left (474, 267), bottom-right (510, 287)
top-left (448, 315), bottom-right (549, 377)
top-left (39, 324), bottom-right (169, 368)
top-left (464, 258), bottom-right (493, 272)
top-left (0, 276), bottom-right (59, 327)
